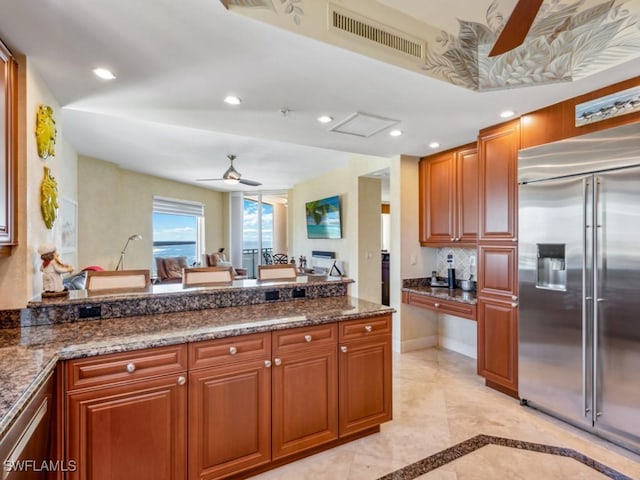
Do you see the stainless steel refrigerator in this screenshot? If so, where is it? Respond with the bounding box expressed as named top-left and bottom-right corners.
top-left (518, 122), bottom-right (640, 453)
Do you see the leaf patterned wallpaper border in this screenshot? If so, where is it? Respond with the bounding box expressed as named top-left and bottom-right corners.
top-left (225, 0), bottom-right (640, 91)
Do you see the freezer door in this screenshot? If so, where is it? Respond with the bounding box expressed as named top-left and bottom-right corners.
top-left (594, 166), bottom-right (640, 449)
top-left (519, 175), bottom-right (593, 427)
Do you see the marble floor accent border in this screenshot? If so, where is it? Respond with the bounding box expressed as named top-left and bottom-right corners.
top-left (377, 434), bottom-right (633, 480)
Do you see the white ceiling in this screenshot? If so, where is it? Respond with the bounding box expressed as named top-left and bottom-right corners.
top-left (0, 0), bottom-right (638, 192)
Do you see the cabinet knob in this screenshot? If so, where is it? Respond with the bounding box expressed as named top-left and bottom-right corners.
top-left (340, 346), bottom-right (348, 353)
top-left (512, 295), bottom-right (518, 301)
top-left (455, 237), bottom-right (460, 242)
top-left (177, 376), bottom-right (187, 386)
top-left (229, 346), bottom-right (237, 355)
top-left (364, 325), bottom-right (373, 333)
top-left (274, 358), bottom-right (282, 366)
top-left (511, 302), bottom-right (519, 308)
top-left (126, 362), bottom-right (136, 373)
top-left (451, 237), bottom-right (455, 242)
top-left (304, 335), bottom-right (313, 342)
top-left (434, 303), bottom-right (440, 308)
top-left (264, 360), bottom-right (272, 368)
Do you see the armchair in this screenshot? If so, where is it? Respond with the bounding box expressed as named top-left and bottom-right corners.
top-left (155, 256), bottom-right (188, 283)
top-left (201, 251), bottom-right (248, 279)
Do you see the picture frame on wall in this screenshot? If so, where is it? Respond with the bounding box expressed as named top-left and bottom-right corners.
top-left (60, 197), bottom-right (77, 253)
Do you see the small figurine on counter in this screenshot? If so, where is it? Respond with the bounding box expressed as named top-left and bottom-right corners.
top-left (38, 243), bottom-right (74, 295)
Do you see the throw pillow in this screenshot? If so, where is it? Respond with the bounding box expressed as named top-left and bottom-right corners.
top-left (165, 256), bottom-right (187, 279)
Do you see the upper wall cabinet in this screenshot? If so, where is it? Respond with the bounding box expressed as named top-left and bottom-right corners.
top-left (478, 120), bottom-right (520, 243)
top-left (419, 143), bottom-right (478, 246)
top-left (0, 39), bottom-right (17, 256)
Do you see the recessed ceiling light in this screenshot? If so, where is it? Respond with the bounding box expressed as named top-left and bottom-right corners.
top-left (389, 129), bottom-right (403, 137)
top-left (500, 110), bottom-right (515, 118)
top-left (224, 95), bottom-right (242, 105)
top-left (429, 142), bottom-right (440, 148)
top-left (93, 68), bottom-right (116, 80)
top-left (317, 115), bottom-right (333, 124)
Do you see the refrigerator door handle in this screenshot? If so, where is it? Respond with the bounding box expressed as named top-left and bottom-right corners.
top-left (582, 178), bottom-right (592, 416)
top-left (593, 177), bottom-right (601, 421)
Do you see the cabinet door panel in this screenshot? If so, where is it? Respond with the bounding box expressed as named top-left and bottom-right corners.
top-left (272, 346), bottom-right (338, 459)
top-left (477, 245), bottom-right (518, 299)
top-left (477, 299), bottom-right (518, 392)
top-left (457, 146), bottom-right (478, 243)
top-left (67, 375), bottom-right (187, 480)
top-left (339, 336), bottom-right (391, 436)
top-left (478, 121), bottom-right (519, 241)
top-left (420, 153), bottom-right (455, 244)
top-left (189, 360), bottom-right (270, 480)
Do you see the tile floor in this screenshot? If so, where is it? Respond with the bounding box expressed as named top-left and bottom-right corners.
top-left (249, 348), bottom-right (640, 479)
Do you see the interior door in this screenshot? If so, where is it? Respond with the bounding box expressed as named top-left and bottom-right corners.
top-left (593, 166), bottom-right (640, 449)
top-left (518, 175), bottom-right (592, 426)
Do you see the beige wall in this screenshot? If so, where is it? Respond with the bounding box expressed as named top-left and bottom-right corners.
top-left (289, 154), bottom-right (389, 300)
top-left (0, 58), bottom-right (78, 308)
top-left (78, 156), bottom-right (227, 271)
top-left (272, 202), bottom-right (288, 255)
top-left (389, 155), bottom-right (439, 352)
top-left (357, 176), bottom-right (381, 303)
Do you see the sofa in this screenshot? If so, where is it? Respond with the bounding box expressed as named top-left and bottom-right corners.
top-left (201, 252), bottom-right (248, 279)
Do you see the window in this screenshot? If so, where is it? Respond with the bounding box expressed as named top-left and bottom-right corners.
top-left (152, 196), bottom-right (204, 272)
top-left (242, 197), bottom-right (274, 277)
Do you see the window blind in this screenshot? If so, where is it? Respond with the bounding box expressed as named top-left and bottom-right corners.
top-left (153, 196), bottom-right (204, 217)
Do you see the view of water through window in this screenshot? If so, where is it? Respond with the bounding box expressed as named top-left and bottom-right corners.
top-left (152, 212), bottom-right (198, 268)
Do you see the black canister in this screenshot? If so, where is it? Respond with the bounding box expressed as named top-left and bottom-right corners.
top-left (447, 268), bottom-right (456, 289)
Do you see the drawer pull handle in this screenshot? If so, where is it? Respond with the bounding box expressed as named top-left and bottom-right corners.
top-left (304, 335), bottom-right (313, 342)
top-left (340, 346), bottom-right (348, 353)
top-left (126, 363), bottom-right (136, 373)
top-left (274, 358), bottom-right (282, 366)
top-left (364, 325), bottom-right (373, 332)
top-left (177, 376), bottom-right (187, 386)
top-left (264, 360), bottom-right (272, 368)
top-left (434, 303), bottom-right (440, 308)
top-left (229, 346), bottom-right (238, 355)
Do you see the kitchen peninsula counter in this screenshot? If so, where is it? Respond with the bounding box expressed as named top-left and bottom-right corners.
top-left (0, 294), bottom-right (392, 442)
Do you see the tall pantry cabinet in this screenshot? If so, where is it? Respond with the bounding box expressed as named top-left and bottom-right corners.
top-left (476, 120), bottom-right (520, 397)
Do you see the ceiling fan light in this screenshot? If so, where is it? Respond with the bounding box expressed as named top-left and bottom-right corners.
top-left (223, 178), bottom-right (240, 185)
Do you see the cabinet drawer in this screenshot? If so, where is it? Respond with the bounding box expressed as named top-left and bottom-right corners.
top-left (272, 324), bottom-right (337, 354)
top-left (66, 344), bottom-right (188, 391)
top-left (189, 332), bottom-right (270, 370)
top-left (339, 315), bottom-right (391, 341)
top-left (404, 292), bottom-right (476, 320)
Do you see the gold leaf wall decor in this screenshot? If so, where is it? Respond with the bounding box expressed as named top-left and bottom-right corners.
top-left (35, 104), bottom-right (57, 159)
top-left (41, 166), bottom-right (59, 229)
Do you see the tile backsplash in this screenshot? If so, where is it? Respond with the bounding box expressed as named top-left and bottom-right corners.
top-left (434, 247), bottom-right (477, 280)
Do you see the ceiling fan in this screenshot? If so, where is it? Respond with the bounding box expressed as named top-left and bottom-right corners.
top-left (196, 154), bottom-right (262, 187)
top-left (489, 0), bottom-right (544, 57)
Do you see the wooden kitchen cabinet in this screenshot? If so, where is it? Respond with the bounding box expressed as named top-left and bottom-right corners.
top-left (271, 324), bottom-right (339, 460)
top-left (338, 315), bottom-right (392, 436)
top-left (419, 143), bottom-right (478, 246)
top-left (66, 345), bottom-right (188, 480)
top-left (66, 374), bottom-right (187, 480)
top-left (478, 120), bottom-right (519, 243)
top-left (188, 333), bottom-right (271, 480)
top-left (477, 245), bottom-right (518, 301)
top-left (0, 38), bottom-right (17, 256)
top-left (477, 297), bottom-right (518, 397)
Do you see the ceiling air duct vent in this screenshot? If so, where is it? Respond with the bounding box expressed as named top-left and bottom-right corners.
top-left (329, 112), bottom-right (399, 138)
top-left (329, 4), bottom-right (425, 60)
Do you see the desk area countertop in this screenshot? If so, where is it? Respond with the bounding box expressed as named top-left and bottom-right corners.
top-left (402, 278), bottom-right (477, 305)
top-left (0, 294), bottom-right (392, 442)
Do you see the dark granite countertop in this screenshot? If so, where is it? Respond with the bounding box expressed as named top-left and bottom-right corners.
top-left (0, 295), bottom-right (392, 442)
top-left (402, 278), bottom-right (477, 305)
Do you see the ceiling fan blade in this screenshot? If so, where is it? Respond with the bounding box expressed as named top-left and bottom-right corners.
top-left (488, 0), bottom-right (544, 57)
top-left (239, 178), bottom-right (262, 187)
top-left (195, 178), bottom-right (224, 181)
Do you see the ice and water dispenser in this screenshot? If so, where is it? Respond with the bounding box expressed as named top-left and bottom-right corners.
top-left (536, 244), bottom-right (567, 291)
